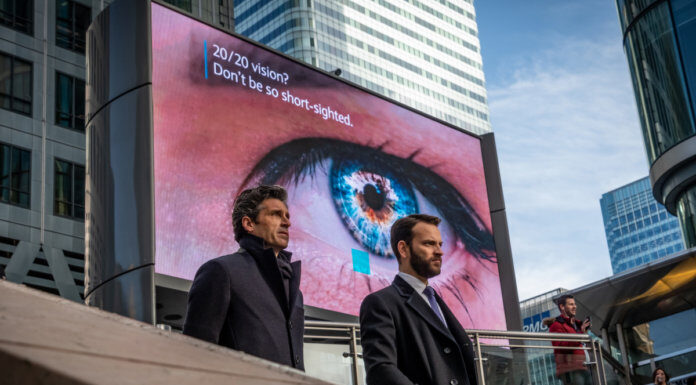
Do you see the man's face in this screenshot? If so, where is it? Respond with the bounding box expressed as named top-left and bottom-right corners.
top-left (403, 223), bottom-right (444, 279)
top-left (246, 198), bottom-right (291, 252)
top-left (561, 298), bottom-right (577, 318)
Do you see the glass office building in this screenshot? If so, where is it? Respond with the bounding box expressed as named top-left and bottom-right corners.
top-left (0, 0), bottom-right (118, 302)
top-left (233, 0), bottom-right (491, 135)
top-left (617, 0), bottom-right (696, 249)
top-left (600, 177), bottom-right (685, 274)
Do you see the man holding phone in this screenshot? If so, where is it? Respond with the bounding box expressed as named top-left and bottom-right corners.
top-left (548, 294), bottom-right (592, 385)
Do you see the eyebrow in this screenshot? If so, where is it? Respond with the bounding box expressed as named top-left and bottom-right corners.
top-left (267, 207), bottom-right (289, 217)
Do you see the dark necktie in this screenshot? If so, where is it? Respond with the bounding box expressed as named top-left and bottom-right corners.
top-left (423, 286), bottom-right (447, 327)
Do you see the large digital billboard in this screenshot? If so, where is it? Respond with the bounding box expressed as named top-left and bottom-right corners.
top-left (152, 3), bottom-right (506, 330)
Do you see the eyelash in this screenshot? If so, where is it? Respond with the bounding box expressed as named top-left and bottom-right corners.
top-left (240, 137), bottom-right (497, 265)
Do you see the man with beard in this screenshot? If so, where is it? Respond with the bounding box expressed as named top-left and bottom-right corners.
top-left (359, 214), bottom-right (478, 385)
top-left (548, 294), bottom-right (591, 385)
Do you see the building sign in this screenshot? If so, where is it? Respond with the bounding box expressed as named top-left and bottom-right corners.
top-left (523, 311), bottom-right (551, 332)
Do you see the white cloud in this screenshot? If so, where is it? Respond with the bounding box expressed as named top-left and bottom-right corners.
top-left (488, 37), bottom-right (650, 300)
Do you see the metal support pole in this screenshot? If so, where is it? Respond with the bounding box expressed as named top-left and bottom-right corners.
top-left (616, 323), bottom-right (631, 385)
top-left (474, 333), bottom-right (486, 385)
top-left (591, 340), bottom-right (605, 385)
top-left (601, 328), bottom-right (610, 352)
top-left (349, 326), bottom-right (360, 385)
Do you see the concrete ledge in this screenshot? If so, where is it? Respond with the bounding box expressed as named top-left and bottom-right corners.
top-left (0, 280), bottom-right (334, 385)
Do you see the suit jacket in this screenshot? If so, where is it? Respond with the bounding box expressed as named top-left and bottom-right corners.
top-left (183, 235), bottom-right (304, 370)
top-left (360, 275), bottom-right (478, 385)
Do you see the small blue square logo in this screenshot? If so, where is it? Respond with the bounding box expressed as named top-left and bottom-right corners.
top-left (352, 249), bottom-right (371, 275)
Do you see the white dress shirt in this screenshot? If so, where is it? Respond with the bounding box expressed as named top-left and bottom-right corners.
top-left (398, 272), bottom-right (446, 325)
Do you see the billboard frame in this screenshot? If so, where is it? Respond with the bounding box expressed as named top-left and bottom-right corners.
top-left (87, 0), bottom-right (521, 330)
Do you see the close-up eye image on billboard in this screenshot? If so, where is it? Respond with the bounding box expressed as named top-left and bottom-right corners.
top-left (151, 3), bottom-right (505, 331)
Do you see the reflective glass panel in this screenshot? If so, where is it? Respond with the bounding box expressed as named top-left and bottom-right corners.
top-left (624, 3), bottom-right (695, 162)
top-left (55, 73), bottom-right (74, 128)
top-left (304, 342), bottom-right (365, 385)
top-left (672, 0), bottom-right (696, 132)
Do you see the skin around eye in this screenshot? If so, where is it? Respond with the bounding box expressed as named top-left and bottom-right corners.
top-left (242, 148), bottom-right (501, 328)
top-left (151, 8), bottom-right (506, 331)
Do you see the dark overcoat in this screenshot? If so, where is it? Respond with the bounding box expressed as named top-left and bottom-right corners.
top-left (360, 275), bottom-right (478, 385)
top-left (183, 235), bottom-right (304, 370)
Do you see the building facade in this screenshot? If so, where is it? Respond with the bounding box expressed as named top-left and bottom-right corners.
top-left (0, 0), bottom-right (113, 301)
top-left (0, 0), bottom-right (231, 302)
top-left (233, 0), bottom-right (491, 135)
top-left (617, 0), bottom-right (696, 249)
top-left (519, 288), bottom-right (566, 385)
top-left (600, 177), bottom-right (685, 274)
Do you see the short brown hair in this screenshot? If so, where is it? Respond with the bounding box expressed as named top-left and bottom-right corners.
top-left (390, 214), bottom-right (441, 261)
top-left (556, 294), bottom-right (574, 309)
top-left (232, 185), bottom-right (287, 241)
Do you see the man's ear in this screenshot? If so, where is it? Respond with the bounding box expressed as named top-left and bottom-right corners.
top-left (241, 216), bottom-right (254, 233)
top-left (397, 240), bottom-right (409, 262)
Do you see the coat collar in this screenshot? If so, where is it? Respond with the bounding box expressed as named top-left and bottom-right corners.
top-left (238, 234), bottom-right (293, 262)
top-left (238, 234), bottom-right (300, 317)
top-left (556, 314), bottom-right (582, 331)
top-left (392, 275), bottom-right (455, 342)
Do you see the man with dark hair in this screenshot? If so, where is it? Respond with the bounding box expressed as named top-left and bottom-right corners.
top-left (183, 185), bottom-right (304, 370)
top-left (360, 214), bottom-right (478, 385)
top-left (549, 294), bottom-right (591, 385)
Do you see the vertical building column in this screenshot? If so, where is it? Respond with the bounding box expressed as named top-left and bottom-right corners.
top-left (677, 187), bottom-right (696, 248)
top-left (616, 323), bottom-right (631, 385)
top-left (84, 0), bottom-right (155, 324)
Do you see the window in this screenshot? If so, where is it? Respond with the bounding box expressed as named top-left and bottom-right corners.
top-left (161, 0), bottom-right (192, 12)
top-left (0, 142), bottom-right (30, 208)
top-left (55, 72), bottom-right (85, 131)
top-left (54, 159), bottom-right (84, 219)
top-left (0, 0), bottom-right (33, 34)
top-left (0, 51), bottom-right (32, 115)
top-left (56, 0), bottom-right (90, 53)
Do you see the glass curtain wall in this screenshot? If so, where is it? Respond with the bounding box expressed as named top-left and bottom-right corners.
top-left (617, 0), bottom-right (696, 247)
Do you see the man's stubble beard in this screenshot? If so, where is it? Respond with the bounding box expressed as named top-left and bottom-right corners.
top-left (408, 245), bottom-right (441, 279)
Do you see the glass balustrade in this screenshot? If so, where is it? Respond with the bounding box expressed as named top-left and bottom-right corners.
top-left (302, 321), bottom-right (635, 385)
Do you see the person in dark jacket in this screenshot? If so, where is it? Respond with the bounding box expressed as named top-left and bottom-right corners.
top-left (548, 294), bottom-right (591, 385)
top-left (183, 185), bottom-right (304, 370)
top-left (360, 214), bottom-right (478, 385)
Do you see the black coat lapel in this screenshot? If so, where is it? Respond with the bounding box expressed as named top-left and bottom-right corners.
top-left (288, 261), bottom-right (301, 313)
top-left (253, 249), bottom-right (290, 315)
top-left (437, 294), bottom-right (472, 349)
top-left (393, 276), bottom-right (456, 342)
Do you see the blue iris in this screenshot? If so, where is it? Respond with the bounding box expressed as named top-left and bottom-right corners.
top-left (330, 159), bottom-right (418, 257)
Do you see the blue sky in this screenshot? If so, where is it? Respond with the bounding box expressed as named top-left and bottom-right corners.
top-left (475, 0), bottom-right (650, 300)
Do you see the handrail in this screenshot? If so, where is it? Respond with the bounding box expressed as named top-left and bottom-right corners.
top-left (304, 321), bottom-right (593, 342)
top-left (302, 320), bottom-right (611, 385)
top-left (467, 328), bottom-right (593, 341)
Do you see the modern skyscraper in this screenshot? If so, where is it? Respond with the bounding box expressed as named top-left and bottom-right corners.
top-left (600, 177), bottom-right (685, 274)
top-left (616, 0), bottom-right (696, 249)
top-left (233, 0), bottom-right (491, 135)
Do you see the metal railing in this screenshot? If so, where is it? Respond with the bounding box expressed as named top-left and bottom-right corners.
top-left (303, 321), bottom-right (625, 385)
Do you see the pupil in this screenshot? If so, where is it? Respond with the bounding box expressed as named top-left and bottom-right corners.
top-left (363, 184), bottom-right (385, 210)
